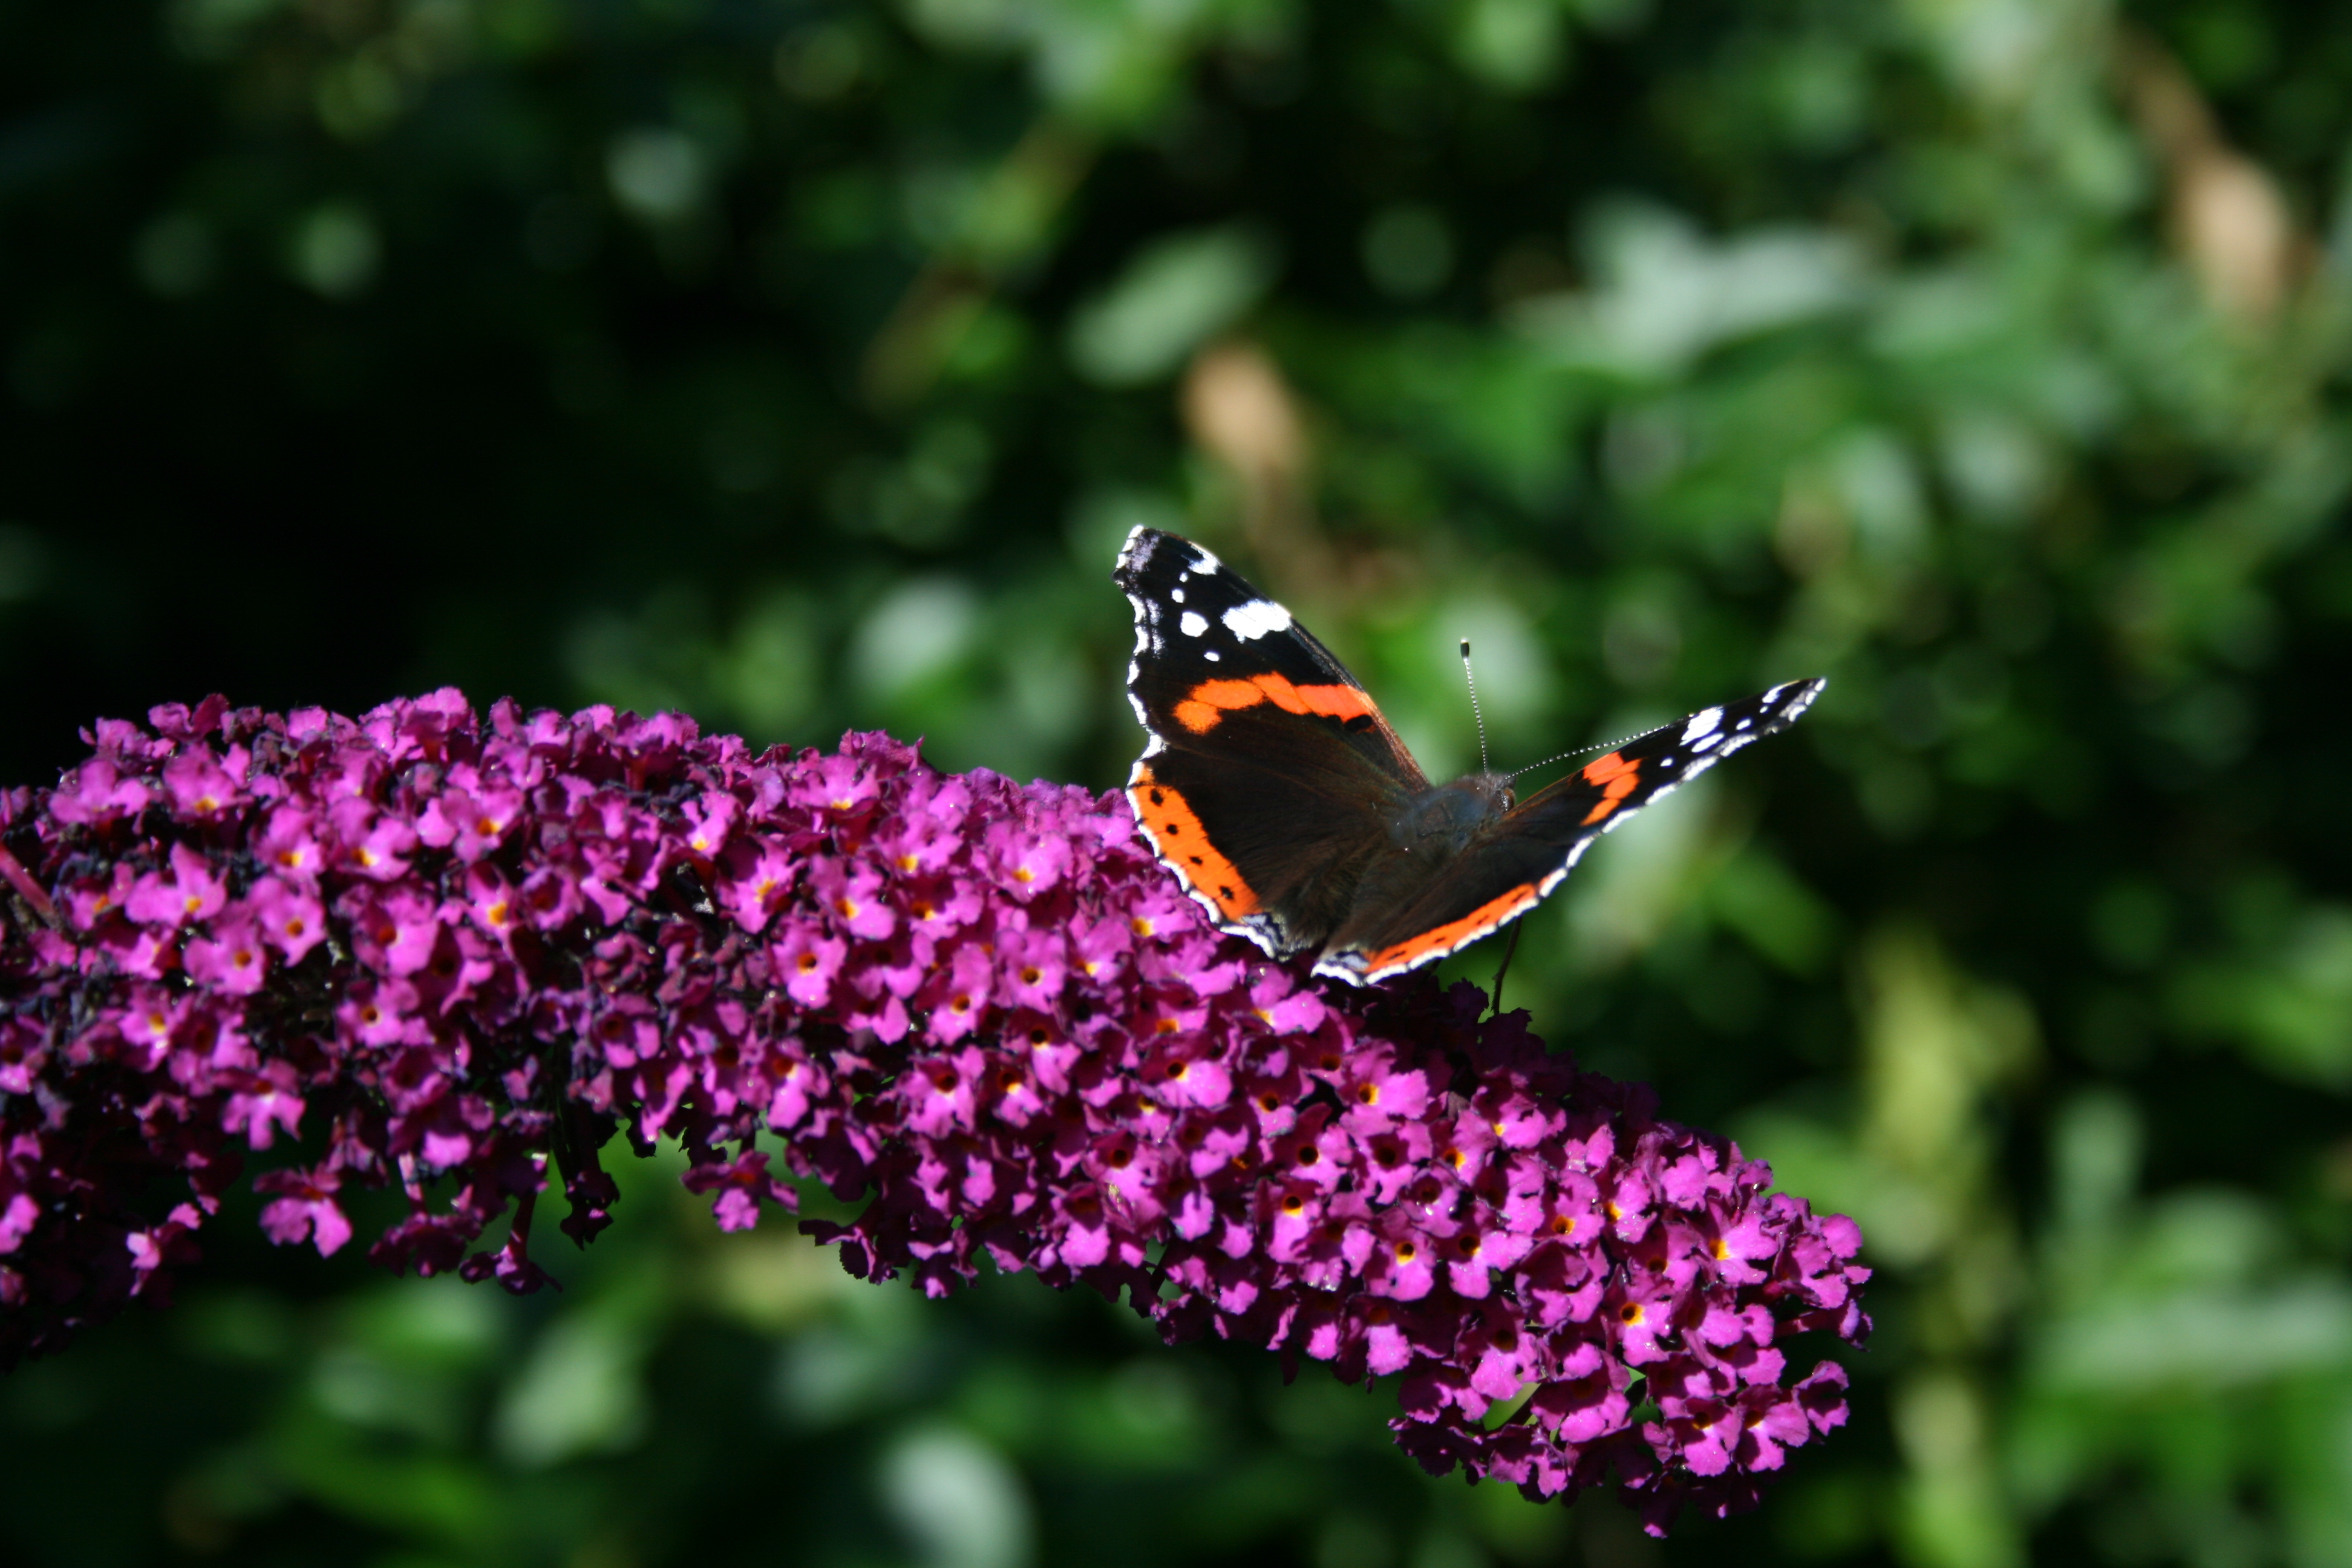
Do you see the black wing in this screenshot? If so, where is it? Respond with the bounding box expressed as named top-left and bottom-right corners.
top-left (1317, 679), bottom-right (1825, 984)
top-left (1116, 527), bottom-right (1428, 958)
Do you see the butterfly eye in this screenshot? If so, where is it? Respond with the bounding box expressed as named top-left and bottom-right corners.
top-left (1500, 789), bottom-right (1516, 811)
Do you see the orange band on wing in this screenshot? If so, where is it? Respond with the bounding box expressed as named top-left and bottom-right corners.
top-left (1581, 751), bottom-right (1636, 784)
top-left (1359, 882), bottom-right (1541, 974)
top-left (1577, 751), bottom-right (1644, 825)
top-left (1172, 673), bottom-right (1376, 734)
top-left (1129, 766), bottom-right (1261, 920)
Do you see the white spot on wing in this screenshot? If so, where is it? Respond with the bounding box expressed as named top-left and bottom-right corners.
top-left (1222, 599), bottom-right (1293, 641)
top-left (1190, 544), bottom-right (1223, 574)
top-left (1682, 707), bottom-right (1722, 743)
top-left (1179, 610), bottom-right (1209, 638)
top-left (1204, 649), bottom-right (1220, 662)
top-left (1170, 587), bottom-right (1185, 604)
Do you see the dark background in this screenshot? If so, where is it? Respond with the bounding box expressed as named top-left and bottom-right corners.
top-left (5, 1), bottom-right (2352, 1564)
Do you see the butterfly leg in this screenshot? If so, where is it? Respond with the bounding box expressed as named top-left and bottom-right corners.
top-left (1489, 918), bottom-right (1523, 1016)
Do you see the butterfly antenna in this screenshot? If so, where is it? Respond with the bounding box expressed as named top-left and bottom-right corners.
top-left (1521, 707), bottom-right (1711, 782)
top-left (1506, 739), bottom-right (1615, 785)
top-left (1460, 639), bottom-right (1491, 774)
top-left (1508, 708), bottom-right (1709, 785)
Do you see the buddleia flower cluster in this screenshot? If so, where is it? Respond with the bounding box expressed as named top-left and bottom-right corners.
top-left (0, 691), bottom-right (1868, 1532)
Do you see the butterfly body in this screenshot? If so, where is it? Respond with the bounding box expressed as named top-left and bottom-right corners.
top-left (1116, 526), bottom-right (1821, 986)
top-left (1390, 774), bottom-right (1515, 854)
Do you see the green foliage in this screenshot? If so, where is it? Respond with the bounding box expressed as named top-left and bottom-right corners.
top-left (4, 0), bottom-right (2351, 1563)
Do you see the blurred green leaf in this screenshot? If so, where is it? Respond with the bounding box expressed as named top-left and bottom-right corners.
top-left (1067, 224), bottom-right (1281, 386)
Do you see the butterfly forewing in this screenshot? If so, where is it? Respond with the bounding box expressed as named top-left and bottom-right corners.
top-left (1117, 529), bottom-right (1425, 791)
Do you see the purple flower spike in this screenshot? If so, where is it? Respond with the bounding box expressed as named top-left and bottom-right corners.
top-left (0, 693), bottom-right (1869, 1530)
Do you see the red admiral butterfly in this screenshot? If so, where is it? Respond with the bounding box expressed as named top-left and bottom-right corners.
top-left (1115, 527), bottom-right (1824, 985)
